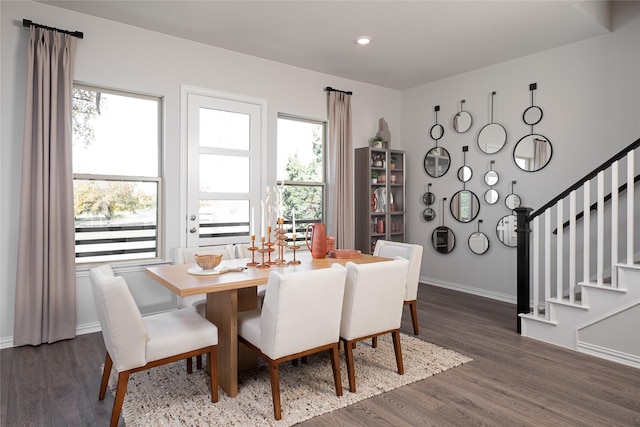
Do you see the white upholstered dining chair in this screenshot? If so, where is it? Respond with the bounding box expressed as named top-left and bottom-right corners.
top-left (340, 258), bottom-right (409, 393)
top-left (373, 240), bottom-right (424, 335)
top-left (89, 265), bottom-right (219, 427)
top-left (237, 264), bottom-right (347, 420)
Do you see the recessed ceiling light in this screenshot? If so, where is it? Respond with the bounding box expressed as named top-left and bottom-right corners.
top-left (355, 36), bottom-right (372, 45)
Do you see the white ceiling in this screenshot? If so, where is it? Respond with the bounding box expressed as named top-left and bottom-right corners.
top-left (40, 1), bottom-right (612, 90)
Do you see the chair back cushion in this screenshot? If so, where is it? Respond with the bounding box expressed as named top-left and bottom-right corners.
top-left (175, 245), bottom-right (234, 264)
top-left (234, 243), bottom-right (253, 259)
top-left (340, 258), bottom-right (409, 340)
top-left (260, 264), bottom-right (347, 360)
top-left (374, 240), bottom-right (423, 301)
top-left (90, 265), bottom-right (148, 372)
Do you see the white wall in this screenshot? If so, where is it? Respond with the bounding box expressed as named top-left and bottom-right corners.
top-left (402, 1), bottom-right (640, 301)
top-left (0, 1), bottom-right (401, 346)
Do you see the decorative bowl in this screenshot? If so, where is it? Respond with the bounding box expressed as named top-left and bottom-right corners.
top-left (194, 253), bottom-right (223, 270)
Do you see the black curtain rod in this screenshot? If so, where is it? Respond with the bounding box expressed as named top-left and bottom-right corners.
top-left (325, 86), bottom-right (353, 95)
top-left (23, 19), bottom-right (84, 39)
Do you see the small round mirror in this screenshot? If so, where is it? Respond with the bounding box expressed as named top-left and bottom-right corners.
top-left (484, 170), bottom-right (499, 186)
top-left (450, 190), bottom-right (480, 223)
top-left (423, 207), bottom-right (436, 221)
top-left (457, 165), bottom-right (473, 182)
top-left (424, 147), bottom-right (451, 178)
top-left (484, 188), bottom-right (499, 205)
top-left (505, 193), bottom-right (521, 210)
top-left (477, 123), bottom-right (507, 154)
top-left (497, 214), bottom-right (518, 247)
top-left (523, 106), bottom-right (543, 126)
top-left (423, 191), bottom-right (435, 206)
top-left (430, 124), bottom-right (444, 141)
top-left (514, 134), bottom-right (552, 172)
top-left (468, 232), bottom-right (489, 254)
top-left (432, 226), bottom-right (455, 253)
top-left (453, 111), bottom-right (473, 133)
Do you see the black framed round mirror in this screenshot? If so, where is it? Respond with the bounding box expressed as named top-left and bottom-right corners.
top-left (423, 207), bottom-right (436, 221)
top-left (484, 170), bottom-right (499, 186)
top-left (523, 106), bottom-right (543, 126)
top-left (423, 192), bottom-right (435, 205)
top-left (457, 165), bottom-right (472, 182)
top-left (505, 193), bottom-right (521, 210)
top-left (450, 190), bottom-right (480, 223)
top-left (497, 214), bottom-right (518, 247)
top-left (432, 226), bottom-right (455, 253)
top-left (469, 232), bottom-right (489, 254)
top-left (430, 124), bottom-right (444, 141)
top-left (452, 100), bottom-right (472, 133)
top-left (514, 134), bottom-right (552, 172)
top-left (424, 147), bottom-right (451, 178)
top-left (484, 188), bottom-right (499, 205)
top-left (478, 123), bottom-right (507, 154)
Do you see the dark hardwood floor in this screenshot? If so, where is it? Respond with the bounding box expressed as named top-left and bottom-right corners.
top-left (2, 284), bottom-right (639, 426)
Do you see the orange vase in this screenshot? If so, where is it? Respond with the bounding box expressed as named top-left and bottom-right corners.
top-left (305, 223), bottom-right (327, 259)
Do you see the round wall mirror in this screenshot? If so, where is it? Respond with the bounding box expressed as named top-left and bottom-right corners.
top-left (457, 165), bottom-right (473, 182)
top-left (477, 123), bottom-right (507, 154)
top-left (423, 207), bottom-right (436, 221)
top-left (424, 147), bottom-right (451, 178)
top-left (423, 191), bottom-right (435, 205)
top-left (450, 190), bottom-right (480, 223)
top-left (497, 214), bottom-right (518, 247)
top-left (484, 188), bottom-right (499, 204)
top-left (430, 124), bottom-right (444, 141)
top-left (505, 193), bottom-right (521, 210)
top-left (432, 226), bottom-right (455, 253)
top-left (469, 232), bottom-right (489, 254)
top-left (523, 106), bottom-right (543, 126)
top-left (453, 111), bottom-right (472, 133)
top-left (514, 134), bottom-right (552, 172)
top-left (484, 170), bottom-right (499, 186)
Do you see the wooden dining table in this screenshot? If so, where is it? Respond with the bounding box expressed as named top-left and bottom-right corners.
top-left (145, 252), bottom-right (390, 398)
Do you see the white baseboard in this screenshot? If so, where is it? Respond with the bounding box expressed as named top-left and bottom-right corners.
top-left (421, 277), bottom-right (517, 305)
top-left (576, 341), bottom-right (640, 369)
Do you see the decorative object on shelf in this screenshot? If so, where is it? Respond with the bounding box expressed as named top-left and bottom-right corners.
top-left (497, 214), bottom-right (518, 247)
top-left (457, 145), bottom-right (473, 183)
top-left (373, 187), bottom-right (390, 213)
top-left (484, 160), bottom-right (499, 205)
top-left (377, 117), bottom-right (391, 147)
top-left (505, 180), bottom-right (522, 210)
top-left (452, 99), bottom-right (473, 133)
top-left (468, 219), bottom-right (490, 255)
top-left (371, 171), bottom-right (378, 184)
top-left (477, 91), bottom-right (507, 154)
top-left (432, 197), bottom-right (455, 254)
top-left (514, 83), bottom-right (552, 172)
top-left (369, 135), bottom-right (384, 148)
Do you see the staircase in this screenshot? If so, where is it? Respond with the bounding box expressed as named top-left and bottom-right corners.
top-left (516, 138), bottom-right (640, 369)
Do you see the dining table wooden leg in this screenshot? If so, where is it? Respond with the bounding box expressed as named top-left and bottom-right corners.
top-left (207, 288), bottom-right (258, 397)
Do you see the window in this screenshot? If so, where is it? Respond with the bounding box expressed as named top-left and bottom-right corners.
top-left (72, 85), bottom-right (162, 264)
top-left (276, 115), bottom-right (326, 233)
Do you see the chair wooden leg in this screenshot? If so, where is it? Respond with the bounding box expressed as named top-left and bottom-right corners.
top-left (371, 336), bottom-right (378, 348)
top-left (99, 352), bottom-right (113, 400)
top-left (186, 357), bottom-right (193, 374)
top-left (391, 330), bottom-right (404, 375)
top-left (329, 345), bottom-right (343, 396)
top-left (408, 300), bottom-right (419, 335)
top-left (344, 340), bottom-right (357, 393)
top-left (196, 355), bottom-right (203, 370)
top-left (209, 347), bottom-right (218, 403)
top-left (111, 371), bottom-right (130, 427)
top-left (268, 360), bottom-right (282, 420)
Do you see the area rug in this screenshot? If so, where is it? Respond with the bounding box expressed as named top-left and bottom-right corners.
top-left (108, 334), bottom-right (472, 426)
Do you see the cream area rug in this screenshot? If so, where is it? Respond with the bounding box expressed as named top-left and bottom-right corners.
top-left (108, 334), bottom-right (472, 426)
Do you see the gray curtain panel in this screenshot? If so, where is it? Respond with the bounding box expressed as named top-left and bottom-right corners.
top-left (14, 27), bottom-right (78, 345)
top-left (326, 91), bottom-right (354, 250)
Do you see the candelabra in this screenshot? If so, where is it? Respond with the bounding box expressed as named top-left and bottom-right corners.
top-left (246, 235), bottom-right (258, 267)
top-left (265, 226), bottom-right (276, 265)
top-left (256, 237), bottom-right (270, 269)
top-left (289, 233), bottom-right (301, 265)
top-left (274, 218), bottom-right (288, 267)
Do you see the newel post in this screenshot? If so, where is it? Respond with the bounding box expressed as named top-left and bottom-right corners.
top-left (515, 207), bottom-right (533, 334)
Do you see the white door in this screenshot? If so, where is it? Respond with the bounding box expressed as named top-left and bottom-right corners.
top-left (186, 92), bottom-right (263, 248)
